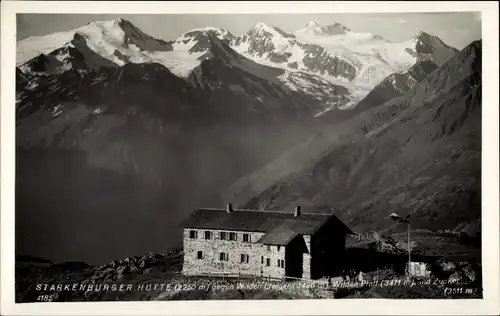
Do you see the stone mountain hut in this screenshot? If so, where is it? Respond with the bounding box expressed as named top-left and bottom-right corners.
top-left (179, 204), bottom-right (354, 280)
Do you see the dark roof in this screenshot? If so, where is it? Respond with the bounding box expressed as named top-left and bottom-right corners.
top-left (256, 223), bottom-right (299, 245)
top-left (179, 208), bottom-right (353, 236)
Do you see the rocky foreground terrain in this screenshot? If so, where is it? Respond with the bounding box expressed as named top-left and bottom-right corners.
top-left (16, 228), bottom-right (482, 302)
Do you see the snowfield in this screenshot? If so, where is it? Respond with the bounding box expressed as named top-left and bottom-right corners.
top-left (17, 19), bottom-right (207, 78)
top-left (293, 28), bottom-right (419, 89)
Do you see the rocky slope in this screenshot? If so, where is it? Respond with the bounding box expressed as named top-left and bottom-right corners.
top-left (15, 240), bottom-right (482, 302)
top-left (231, 22), bottom-right (357, 81)
top-left (352, 31), bottom-right (461, 112)
top-left (223, 40), bottom-right (482, 235)
top-left (16, 248), bottom-right (322, 302)
top-left (354, 60), bottom-right (440, 112)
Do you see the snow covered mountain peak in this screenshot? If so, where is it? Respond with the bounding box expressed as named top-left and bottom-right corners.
top-left (251, 22), bottom-right (273, 32)
top-left (17, 18), bottom-right (173, 69)
top-left (406, 31), bottom-right (458, 65)
top-left (410, 31), bottom-right (445, 46)
top-left (179, 27), bottom-right (234, 41)
top-left (247, 22), bottom-right (296, 39)
top-left (305, 21), bottom-right (320, 27)
top-left (413, 31), bottom-right (432, 38)
top-left (231, 23), bottom-right (357, 83)
top-left (175, 27), bottom-right (235, 55)
top-left (296, 21), bottom-right (351, 36)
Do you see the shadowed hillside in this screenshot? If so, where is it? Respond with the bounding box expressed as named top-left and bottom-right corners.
top-left (224, 41), bottom-right (481, 235)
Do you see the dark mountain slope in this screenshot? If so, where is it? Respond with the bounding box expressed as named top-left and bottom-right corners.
top-left (224, 40), bottom-right (481, 234)
top-left (19, 33), bottom-right (121, 75)
top-left (116, 18), bottom-right (173, 51)
top-left (354, 60), bottom-right (440, 112)
top-left (353, 32), bottom-right (460, 112)
top-left (188, 35), bottom-right (351, 122)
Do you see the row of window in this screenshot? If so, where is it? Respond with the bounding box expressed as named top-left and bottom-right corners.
top-left (189, 230), bottom-right (251, 242)
top-left (195, 251), bottom-right (285, 268)
top-left (259, 256), bottom-right (283, 267)
top-left (267, 245), bottom-right (281, 252)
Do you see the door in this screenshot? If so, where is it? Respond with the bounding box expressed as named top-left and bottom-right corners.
top-left (285, 240), bottom-right (304, 279)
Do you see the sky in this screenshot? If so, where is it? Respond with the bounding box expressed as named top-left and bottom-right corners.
top-left (17, 12), bottom-right (482, 49)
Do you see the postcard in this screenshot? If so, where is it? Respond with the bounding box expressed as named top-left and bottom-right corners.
top-left (1, 1), bottom-right (499, 315)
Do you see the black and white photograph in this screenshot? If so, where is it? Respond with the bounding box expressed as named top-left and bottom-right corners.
top-left (1, 1), bottom-right (499, 315)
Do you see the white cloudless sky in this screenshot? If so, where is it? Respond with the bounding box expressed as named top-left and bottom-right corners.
top-left (17, 12), bottom-right (481, 49)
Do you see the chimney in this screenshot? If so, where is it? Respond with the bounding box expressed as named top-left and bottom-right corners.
top-left (226, 203), bottom-right (233, 213)
top-left (294, 205), bottom-right (301, 218)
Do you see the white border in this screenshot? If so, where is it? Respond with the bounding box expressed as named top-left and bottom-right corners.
top-left (1, 1), bottom-right (499, 315)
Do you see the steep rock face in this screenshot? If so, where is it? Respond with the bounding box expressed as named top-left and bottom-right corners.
top-left (176, 27), bottom-right (235, 53)
top-left (116, 18), bottom-right (173, 51)
top-left (231, 22), bottom-right (357, 81)
top-left (407, 32), bottom-right (458, 66)
top-left (19, 33), bottom-right (122, 75)
top-left (355, 60), bottom-right (440, 111)
top-left (294, 41), bottom-right (357, 80)
top-left (224, 41), bottom-right (481, 234)
top-left (16, 67), bottom-right (30, 90)
top-left (188, 35), bottom-right (352, 118)
top-left (351, 31), bottom-right (460, 111)
top-left (185, 30), bottom-right (357, 115)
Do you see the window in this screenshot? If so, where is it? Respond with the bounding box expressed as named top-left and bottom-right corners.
top-left (277, 246), bottom-right (281, 252)
top-left (267, 245), bottom-right (271, 251)
top-left (219, 252), bottom-right (229, 261)
top-left (240, 254), bottom-right (249, 263)
top-left (229, 232), bottom-right (237, 241)
top-left (204, 231), bottom-right (211, 240)
top-left (261, 256), bottom-right (264, 264)
top-left (189, 230), bottom-right (198, 239)
top-left (197, 251), bottom-right (203, 259)
top-left (243, 234), bottom-right (251, 242)
top-left (277, 259), bottom-right (285, 268)
top-left (266, 258), bottom-right (270, 266)
top-left (220, 232), bottom-right (227, 240)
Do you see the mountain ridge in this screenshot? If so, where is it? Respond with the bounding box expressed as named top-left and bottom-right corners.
top-left (18, 19), bottom-right (460, 111)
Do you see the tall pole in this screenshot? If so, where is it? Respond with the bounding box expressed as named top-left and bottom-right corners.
top-left (389, 212), bottom-right (412, 277)
top-left (408, 221), bottom-right (411, 277)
